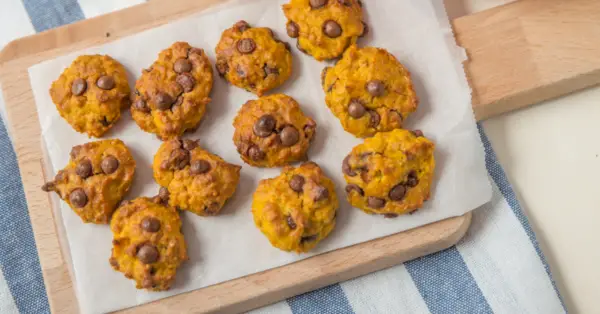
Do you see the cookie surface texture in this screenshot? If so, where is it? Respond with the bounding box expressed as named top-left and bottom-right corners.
top-left (109, 197), bottom-right (187, 291)
top-left (233, 94), bottom-right (317, 167)
top-left (41, 139), bottom-right (136, 224)
top-left (343, 129), bottom-right (435, 216)
top-left (252, 162), bottom-right (338, 253)
top-left (283, 0), bottom-right (366, 61)
top-left (153, 138), bottom-right (242, 216)
top-left (131, 42), bottom-right (213, 140)
top-left (50, 55), bottom-right (131, 137)
top-left (323, 45), bottom-right (418, 138)
top-left (215, 20), bottom-right (292, 96)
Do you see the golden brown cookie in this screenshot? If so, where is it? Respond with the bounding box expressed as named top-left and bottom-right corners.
top-left (109, 197), bottom-right (187, 291)
top-left (41, 139), bottom-right (136, 224)
top-left (215, 20), bottom-right (292, 96)
top-left (323, 45), bottom-right (418, 138)
top-left (50, 55), bottom-right (130, 137)
top-left (131, 42), bottom-right (213, 140)
top-left (283, 0), bottom-right (366, 61)
top-left (252, 162), bottom-right (338, 253)
top-left (153, 138), bottom-right (241, 216)
top-left (233, 94), bottom-right (316, 167)
top-left (343, 129), bottom-right (435, 216)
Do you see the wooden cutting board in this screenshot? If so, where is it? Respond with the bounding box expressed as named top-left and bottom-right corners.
top-left (0, 0), bottom-right (599, 313)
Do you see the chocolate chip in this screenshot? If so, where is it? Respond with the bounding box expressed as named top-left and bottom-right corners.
top-left (70, 146), bottom-right (82, 160)
top-left (41, 182), bottom-right (55, 192)
top-left (248, 146), bottom-right (265, 161)
top-left (323, 20), bottom-right (342, 38)
top-left (338, 0), bottom-right (351, 6)
top-left (348, 99), bottom-right (366, 118)
top-left (368, 110), bottom-right (381, 128)
top-left (263, 65), bottom-right (279, 77)
top-left (118, 200), bottom-right (129, 207)
top-left (360, 22), bottom-right (369, 38)
top-left (134, 99), bottom-right (150, 113)
top-left (279, 126), bottom-right (300, 147)
top-left (412, 130), bottom-right (424, 137)
top-left (389, 184), bottom-right (407, 201)
top-left (216, 59), bottom-right (229, 76)
top-left (100, 117), bottom-right (110, 127)
top-left (173, 96), bottom-right (184, 107)
top-left (190, 159), bottom-right (211, 175)
top-left (286, 216), bottom-right (297, 229)
top-left (155, 92), bottom-right (173, 110)
top-left (141, 217), bottom-right (161, 233)
top-left (253, 115), bottom-right (276, 138)
top-left (109, 257), bottom-right (119, 268)
top-left (188, 47), bottom-right (204, 57)
top-left (289, 175), bottom-right (305, 192)
top-left (182, 139), bottom-right (198, 151)
top-left (321, 67), bottom-right (330, 86)
top-left (366, 80), bottom-right (385, 96)
top-left (96, 75), bottom-right (115, 90)
top-left (345, 184), bottom-right (364, 196)
top-left (235, 20), bottom-right (250, 32)
top-left (158, 187), bottom-right (170, 203)
top-left (76, 159), bottom-right (93, 179)
top-left (176, 74), bottom-right (196, 93)
top-left (142, 277), bottom-right (154, 289)
top-left (170, 149), bottom-right (190, 170)
top-left (310, 0), bottom-right (327, 9)
top-left (137, 244), bottom-right (159, 264)
top-left (286, 21), bottom-right (300, 38)
top-left (237, 38), bottom-right (256, 54)
top-left (174, 59), bottom-right (192, 73)
top-left (296, 41), bottom-right (308, 54)
top-left (406, 171), bottom-right (419, 187)
top-left (367, 196), bottom-right (386, 209)
top-left (101, 155), bottom-right (119, 174)
top-left (204, 202), bottom-right (221, 216)
top-left (301, 234), bottom-right (318, 243)
top-left (69, 188), bottom-right (88, 208)
top-left (342, 155), bottom-right (357, 176)
top-left (314, 185), bottom-right (329, 201)
top-left (384, 213), bottom-right (399, 219)
top-left (71, 78), bottom-right (87, 96)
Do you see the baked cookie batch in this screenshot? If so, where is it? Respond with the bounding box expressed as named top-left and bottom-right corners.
top-left (43, 1), bottom-right (435, 291)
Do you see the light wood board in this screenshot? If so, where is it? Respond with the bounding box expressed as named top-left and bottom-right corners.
top-left (0, 0), bottom-right (599, 313)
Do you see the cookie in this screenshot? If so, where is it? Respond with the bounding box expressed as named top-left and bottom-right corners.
top-left (215, 20), bottom-right (292, 96)
top-left (50, 55), bottom-right (130, 137)
top-left (41, 139), bottom-right (136, 224)
top-left (282, 0), bottom-right (366, 61)
top-left (233, 94), bottom-right (317, 167)
top-left (323, 45), bottom-right (418, 138)
top-left (153, 138), bottom-right (241, 216)
top-left (343, 129), bottom-right (435, 216)
top-left (252, 162), bottom-right (338, 253)
top-left (131, 42), bottom-right (214, 140)
top-left (109, 197), bottom-right (187, 291)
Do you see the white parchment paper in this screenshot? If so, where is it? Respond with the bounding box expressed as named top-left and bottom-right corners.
top-left (28, 0), bottom-right (492, 312)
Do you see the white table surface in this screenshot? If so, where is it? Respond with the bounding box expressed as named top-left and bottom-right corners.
top-left (0, 0), bottom-right (597, 313)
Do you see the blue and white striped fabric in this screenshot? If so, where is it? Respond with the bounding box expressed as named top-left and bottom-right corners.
top-left (0, 1), bottom-right (566, 313)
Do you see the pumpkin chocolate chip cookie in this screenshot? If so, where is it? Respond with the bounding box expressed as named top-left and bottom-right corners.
top-left (232, 94), bottom-right (317, 167)
top-left (282, 0), bottom-right (366, 61)
top-left (215, 20), bottom-right (292, 96)
top-left (252, 162), bottom-right (338, 253)
top-left (131, 42), bottom-right (213, 140)
top-left (322, 45), bottom-right (418, 138)
top-left (41, 139), bottom-right (136, 224)
top-left (153, 138), bottom-right (242, 216)
top-left (109, 197), bottom-right (187, 291)
top-left (343, 129), bottom-right (435, 216)
top-left (50, 55), bottom-right (131, 137)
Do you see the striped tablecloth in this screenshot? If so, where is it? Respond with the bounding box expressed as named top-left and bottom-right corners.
top-left (0, 1), bottom-right (566, 313)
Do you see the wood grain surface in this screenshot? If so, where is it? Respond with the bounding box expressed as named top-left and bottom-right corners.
top-left (0, 0), bottom-right (598, 313)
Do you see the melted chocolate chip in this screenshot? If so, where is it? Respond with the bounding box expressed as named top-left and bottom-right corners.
top-left (141, 217), bottom-right (161, 233)
top-left (137, 244), bottom-right (159, 264)
top-left (170, 149), bottom-right (190, 170)
top-left (71, 78), bottom-right (87, 96)
top-left (289, 175), bottom-right (305, 192)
